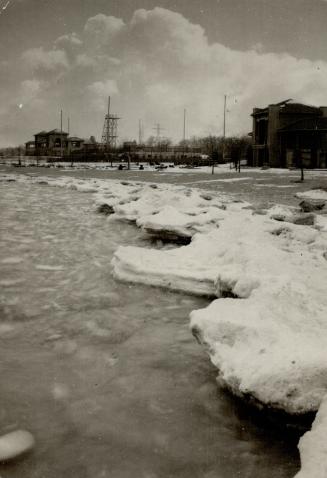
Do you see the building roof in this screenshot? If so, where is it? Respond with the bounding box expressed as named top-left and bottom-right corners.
top-left (67, 136), bottom-right (84, 142)
top-left (47, 129), bottom-right (69, 135)
top-left (278, 117), bottom-right (327, 132)
top-left (252, 100), bottom-right (322, 117)
top-left (279, 103), bottom-right (321, 115)
top-left (34, 129), bottom-right (69, 137)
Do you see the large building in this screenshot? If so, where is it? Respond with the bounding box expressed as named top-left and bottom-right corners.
top-left (252, 100), bottom-right (327, 168)
top-left (26, 129), bottom-right (84, 156)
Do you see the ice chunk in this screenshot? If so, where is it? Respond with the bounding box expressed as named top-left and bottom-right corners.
top-left (296, 189), bottom-right (327, 201)
top-left (295, 395), bottom-right (327, 477)
top-left (113, 204), bottom-right (327, 414)
top-left (0, 430), bottom-right (35, 462)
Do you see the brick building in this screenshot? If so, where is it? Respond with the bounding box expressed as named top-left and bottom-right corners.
top-left (252, 100), bottom-right (327, 168)
top-left (26, 130), bottom-right (84, 157)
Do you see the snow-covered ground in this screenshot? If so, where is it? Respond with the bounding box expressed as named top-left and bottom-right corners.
top-left (2, 170), bottom-right (327, 477)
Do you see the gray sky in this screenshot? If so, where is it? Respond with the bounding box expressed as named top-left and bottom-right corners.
top-left (1, 0), bottom-right (327, 146)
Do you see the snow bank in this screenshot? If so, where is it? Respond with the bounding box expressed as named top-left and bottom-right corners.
top-left (295, 396), bottom-right (327, 478)
top-left (296, 189), bottom-right (327, 201)
top-left (137, 205), bottom-right (226, 240)
top-left (268, 204), bottom-right (316, 226)
top-left (4, 173), bottom-right (327, 418)
top-left (113, 202), bottom-right (327, 414)
top-left (94, 181), bottom-right (229, 239)
top-left (3, 170), bottom-right (327, 475)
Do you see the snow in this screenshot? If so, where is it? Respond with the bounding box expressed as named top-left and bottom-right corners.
top-left (2, 170), bottom-right (327, 476)
top-left (254, 183), bottom-right (297, 188)
top-left (295, 395), bottom-right (327, 478)
top-left (94, 180), bottom-right (230, 242)
top-left (0, 430), bottom-right (35, 462)
top-left (315, 215), bottom-right (327, 232)
top-left (268, 204), bottom-right (299, 222)
top-left (296, 189), bottom-right (327, 201)
top-left (35, 264), bottom-right (65, 271)
top-left (267, 204), bottom-right (317, 225)
top-left (184, 177), bottom-right (252, 184)
top-left (113, 201), bottom-right (327, 415)
top-left (137, 205), bottom-right (226, 239)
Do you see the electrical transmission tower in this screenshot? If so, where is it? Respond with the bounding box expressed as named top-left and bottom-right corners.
top-left (152, 123), bottom-right (165, 144)
top-left (101, 96), bottom-right (120, 149)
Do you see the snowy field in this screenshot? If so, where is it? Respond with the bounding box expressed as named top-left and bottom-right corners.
top-left (1, 168), bottom-right (327, 477)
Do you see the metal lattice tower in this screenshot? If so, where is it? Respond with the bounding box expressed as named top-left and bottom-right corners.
top-left (152, 123), bottom-right (165, 145)
top-left (101, 96), bottom-right (120, 149)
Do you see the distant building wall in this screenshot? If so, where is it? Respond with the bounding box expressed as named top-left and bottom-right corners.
top-left (252, 101), bottom-right (327, 168)
top-left (267, 105), bottom-right (280, 167)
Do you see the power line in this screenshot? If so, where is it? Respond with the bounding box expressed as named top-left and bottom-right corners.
top-left (152, 123), bottom-right (165, 142)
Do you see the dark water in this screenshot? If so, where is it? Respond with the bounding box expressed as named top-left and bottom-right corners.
top-left (0, 180), bottom-right (300, 477)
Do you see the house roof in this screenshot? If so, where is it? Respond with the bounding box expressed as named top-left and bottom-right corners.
top-left (34, 129), bottom-right (69, 137)
top-left (67, 136), bottom-right (84, 142)
top-left (252, 100), bottom-right (322, 117)
top-left (278, 117), bottom-right (327, 132)
top-left (279, 103), bottom-right (321, 115)
top-left (47, 129), bottom-right (69, 135)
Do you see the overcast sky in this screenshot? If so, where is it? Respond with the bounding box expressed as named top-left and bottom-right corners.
top-left (1, 0), bottom-right (327, 146)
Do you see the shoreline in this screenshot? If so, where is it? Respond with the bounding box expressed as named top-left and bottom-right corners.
top-left (2, 166), bottom-right (327, 476)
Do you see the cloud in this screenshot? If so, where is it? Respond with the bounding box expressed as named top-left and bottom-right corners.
top-left (86, 80), bottom-right (119, 109)
top-left (54, 32), bottom-right (83, 61)
top-left (84, 13), bottom-right (125, 49)
top-left (22, 47), bottom-right (69, 76)
top-left (2, 7), bottom-right (327, 146)
top-left (54, 32), bottom-right (83, 48)
top-left (19, 79), bottom-right (43, 103)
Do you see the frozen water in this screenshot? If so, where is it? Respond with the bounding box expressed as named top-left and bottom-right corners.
top-left (296, 189), bottom-right (327, 201)
top-left (0, 178), bottom-right (301, 477)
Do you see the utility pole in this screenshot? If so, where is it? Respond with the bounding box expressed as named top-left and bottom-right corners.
top-left (183, 108), bottom-right (187, 165)
top-left (139, 119), bottom-right (143, 145)
top-left (223, 94), bottom-right (226, 139)
top-left (183, 108), bottom-right (186, 142)
top-left (67, 116), bottom-right (70, 136)
top-left (60, 109), bottom-right (63, 160)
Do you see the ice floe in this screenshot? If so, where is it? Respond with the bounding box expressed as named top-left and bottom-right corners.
top-left (3, 170), bottom-right (327, 477)
top-left (113, 202), bottom-right (327, 415)
top-left (296, 189), bottom-right (327, 201)
top-left (295, 395), bottom-right (327, 477)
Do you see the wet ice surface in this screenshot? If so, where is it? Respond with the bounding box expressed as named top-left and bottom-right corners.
top-left (0, 180), bottom-right (300, 477)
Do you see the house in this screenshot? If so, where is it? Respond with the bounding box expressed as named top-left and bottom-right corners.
top-left (252, 100), bottom-right (327, 168)
top-left (26, 129), bottom-right (87, 157)
top-left (34, 129), bottom-right (69, 156)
